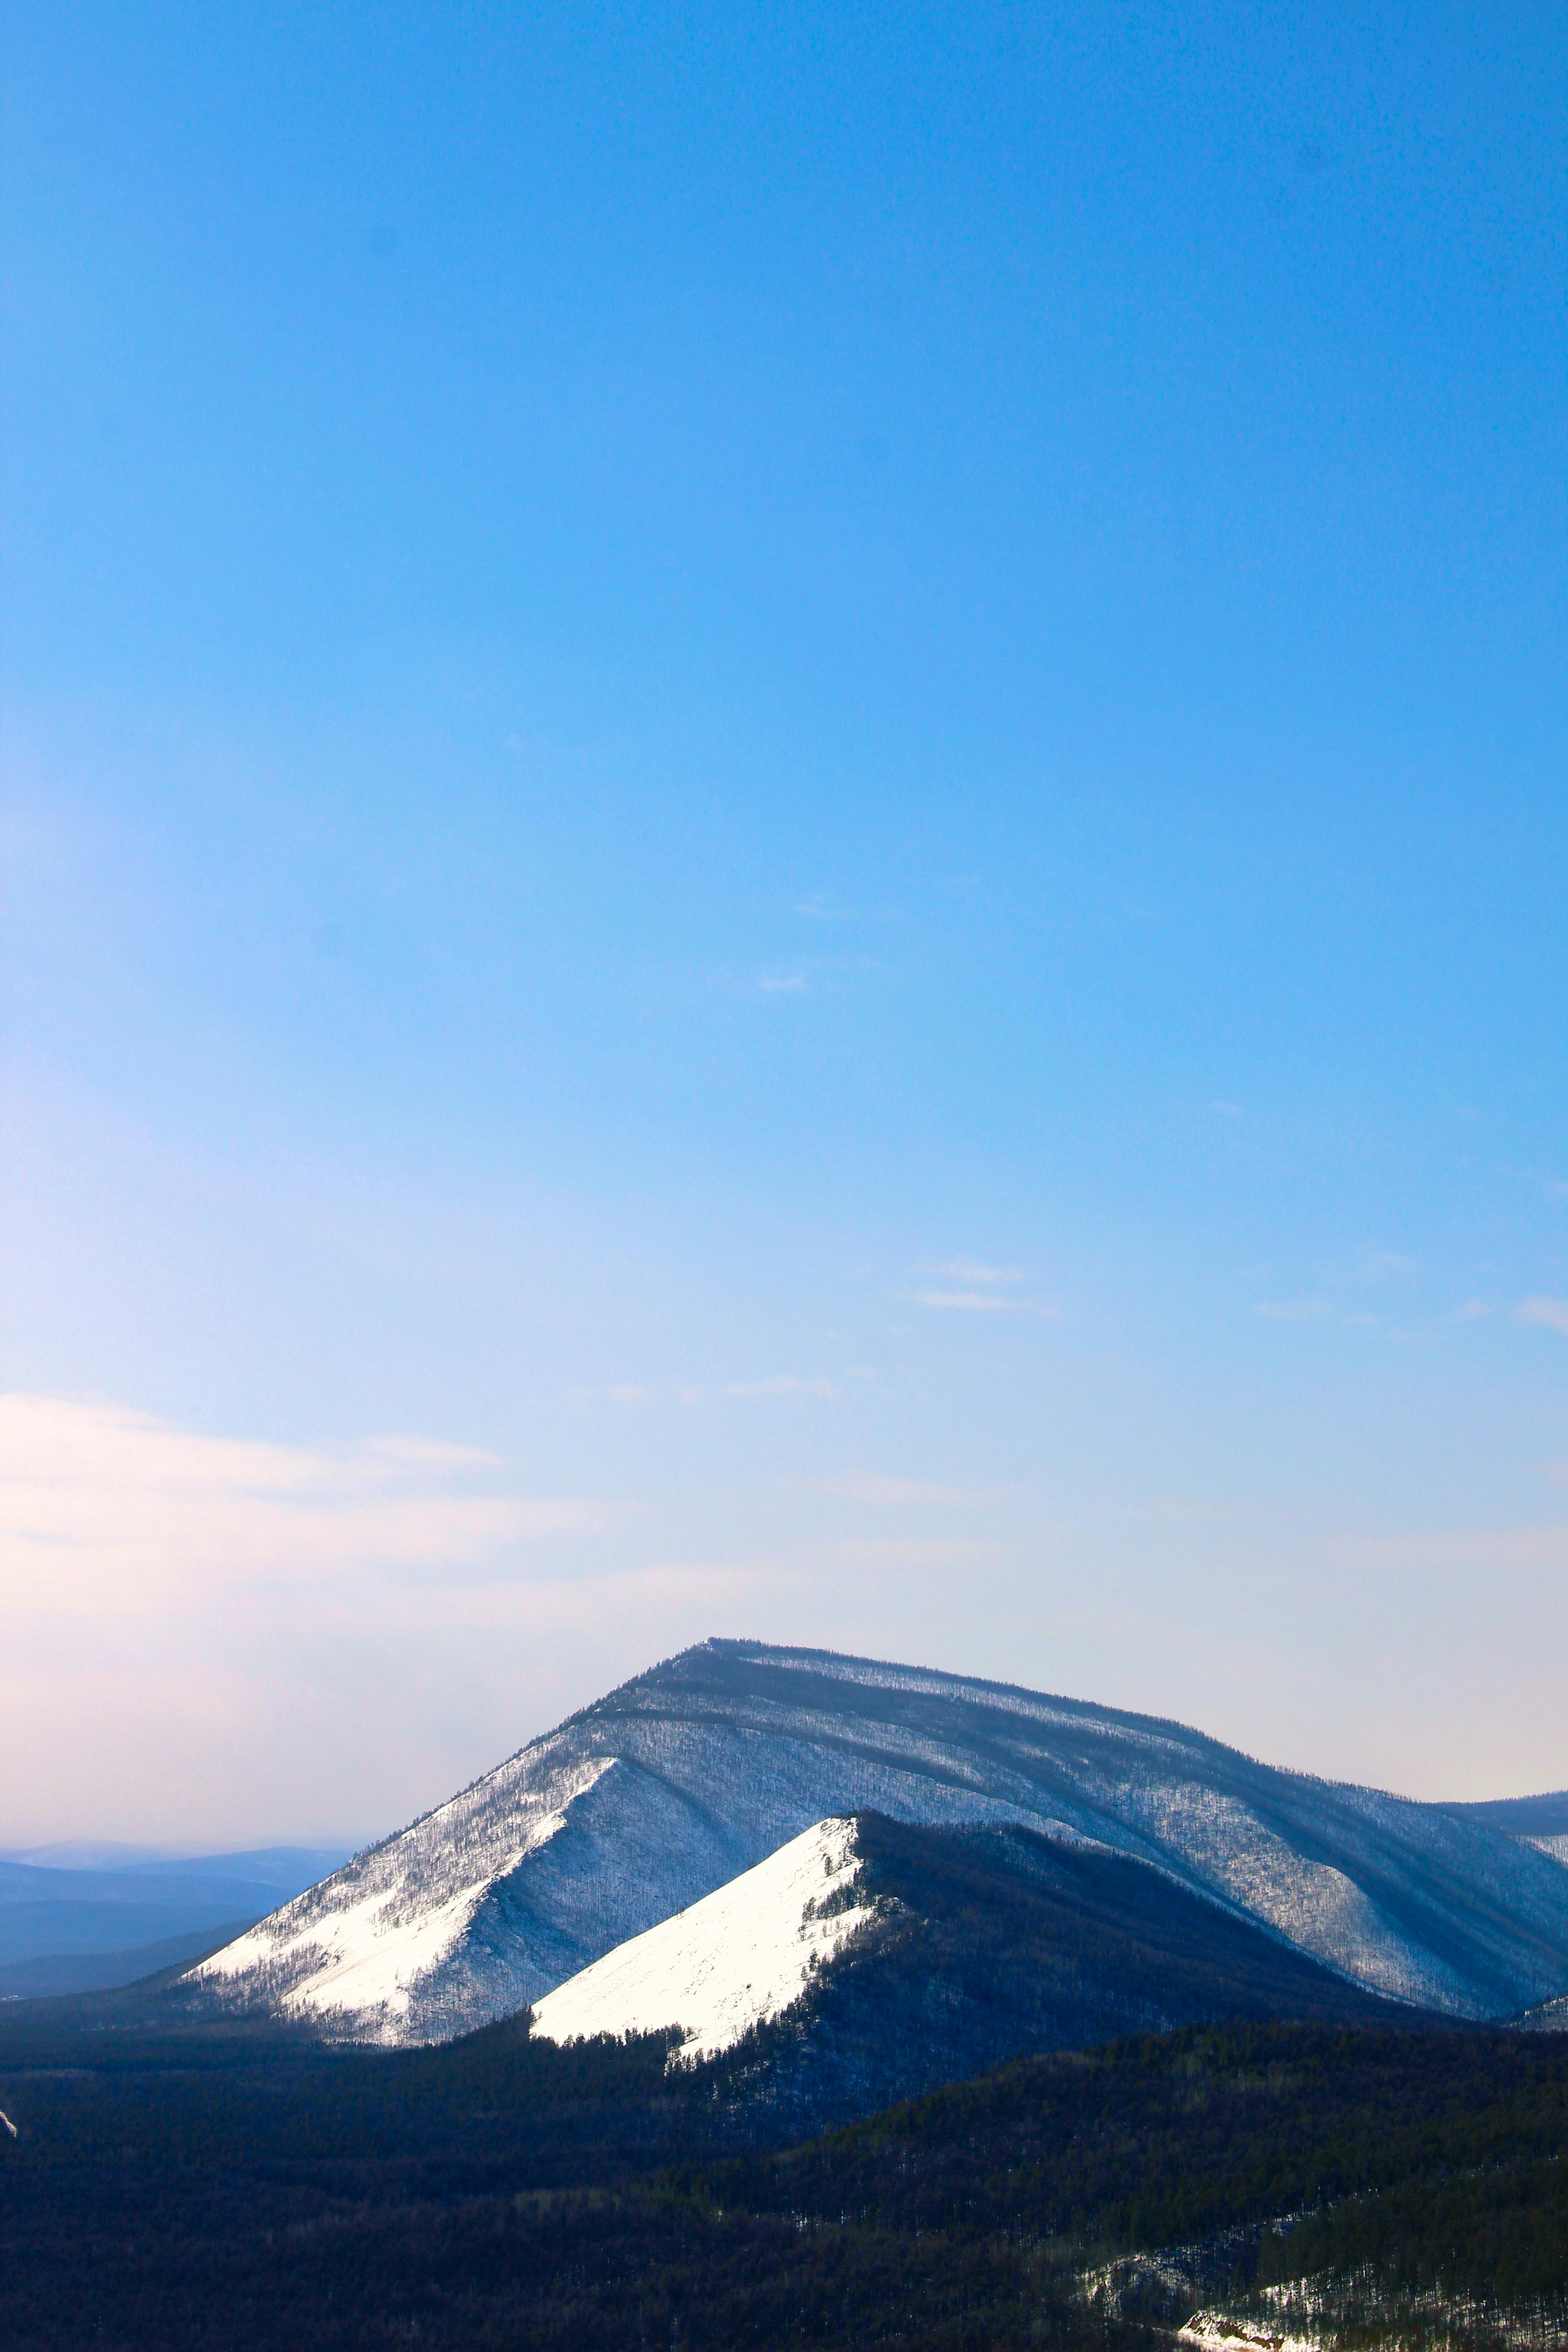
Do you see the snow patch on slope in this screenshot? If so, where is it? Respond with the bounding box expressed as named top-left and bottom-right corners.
top-left (201, 1872), bottom-right (507, 2024)
top-left (1179, 2311), bottom-right (1321, 2352)
top-left (193, 1755), bottom-right (617, 2031)
top-left (530, 1817), bottom-right (872, 2063)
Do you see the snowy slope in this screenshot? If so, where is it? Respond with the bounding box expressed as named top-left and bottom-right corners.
top-left (192, 1756), bottom-right (619, 2030)
top-left (186, 1640), bottom-right (1568, 2043)
top-left (530, 1817), bottom-right (871, 2062)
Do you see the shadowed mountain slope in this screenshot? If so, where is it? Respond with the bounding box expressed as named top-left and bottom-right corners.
top-left (645, 1813), bottom-right (1408, 2132)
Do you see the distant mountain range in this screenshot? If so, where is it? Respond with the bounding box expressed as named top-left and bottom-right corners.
top-left (1442, 1788), bottom-right (1568, 1864)
top-left (0, 1847), bottom-right (351, 1999)
top-left (184, 1640), bottom-right (1568, 2047)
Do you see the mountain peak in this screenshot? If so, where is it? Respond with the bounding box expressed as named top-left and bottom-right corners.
top-left (184, 1642), bottom-right (1568, 2046)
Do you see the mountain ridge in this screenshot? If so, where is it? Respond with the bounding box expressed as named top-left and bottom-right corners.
top-left (184, 1638), bottom-right (1568, 2043)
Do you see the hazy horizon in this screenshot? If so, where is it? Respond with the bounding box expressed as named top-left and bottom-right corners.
top-left (3, 1), bottom-right (1564, 1844)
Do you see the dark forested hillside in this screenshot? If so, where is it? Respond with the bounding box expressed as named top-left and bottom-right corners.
top-left (2, 1987), bottom-right (1566, 2350)
top-left (2, 1811), bottom-right (1547, 2352)
top-left (701, 2022), bottom-right (1566, 2249)
top-left (709, 1812), bottom-right (1401, 2132)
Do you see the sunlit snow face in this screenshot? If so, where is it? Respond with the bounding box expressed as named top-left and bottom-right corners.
top-left (529, 1817), bottom-right (872, 2063)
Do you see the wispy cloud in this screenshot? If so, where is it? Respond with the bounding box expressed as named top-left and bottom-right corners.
top-left (816, 1474), bottom-right (1006, 1508)
top-left (916, 1289), bottom-right (1019, 1313)
top-left (0, 1392), bottom-right (606, 1617)
top-left (1129, 1495), bottom-right (1243, 1527)
top-left (1360, 1251), bottom-right (1417, 1285)
top-left (1334, 1524), bottom-right (1568, 1575)
top-left (919, 1258), bottom-right (1026, 1285)
top-left (1210, 1099), bottom-right (1245, 1121)
top-left (820, 1536), bottom-right (1007, 1571)
top-left (1518, 1296), bottom-right (1568, 1335)
top-left (723, 1374), bottom-right (838, 1400)
top-left (0, 1392), bottom-right (813, 1843)
top-left (729, 949), bottom-right (874, 998)
top-left (914, 1256), bottom-right (1044, 1313)
top-left (572, 1375), bottom-right (849, 1406)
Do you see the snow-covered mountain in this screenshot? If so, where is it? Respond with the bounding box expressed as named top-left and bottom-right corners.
top-left (187, 1640), bottom-right (1568, 2043)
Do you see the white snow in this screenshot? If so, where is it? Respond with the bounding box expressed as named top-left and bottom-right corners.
top-left (530, 1817), bottom-right (872, 2063)
top-left (192, 1755), bottom-right (617, 2029)
top-left (1179, 2313), bottom-right (1320, 2352)
top-left (199, 1860), bottom-right (521, 2023)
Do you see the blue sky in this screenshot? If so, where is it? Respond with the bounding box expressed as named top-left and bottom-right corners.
top-left (2, 0), bottom-right (1565, 1841)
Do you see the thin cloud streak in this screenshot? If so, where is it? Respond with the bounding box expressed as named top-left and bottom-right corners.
top-left (723, 1375), bottom-right (838, 1399)
top-left (919, 1258), bottom-right (1027, 1285)
top-left (916, 1289), bottom-right (1017, 1313)
top-left (1332, 1524), bottom-right (1568, 1575)
top-left (821, 1537), bottom-right (1007, 1571)
top-left (817, 1474), bottom-right (1008, 1508)
top-left (0, 1392), bottom-right (606, 1616)
top-left (570, 1376), bottom-right (847, 1405)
